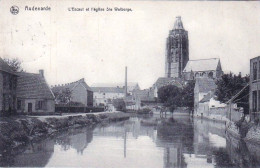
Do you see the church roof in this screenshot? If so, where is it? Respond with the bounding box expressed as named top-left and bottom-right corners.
top-left (183, 58), bottom-right (220, 72)
top-left (173, 16), bottom-right (184, 30)
top-left (17, 72), bottom-right (55, 99)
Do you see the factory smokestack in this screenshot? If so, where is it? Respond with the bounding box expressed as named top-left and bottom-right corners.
top-left (125, 66), bottom-right (127, 97)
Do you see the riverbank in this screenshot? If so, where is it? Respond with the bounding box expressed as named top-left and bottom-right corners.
top-left (0, 111), bottom-right (130, 155)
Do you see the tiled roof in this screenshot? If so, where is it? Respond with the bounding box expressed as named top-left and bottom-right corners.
top-left (200, 92), bottom-right (213, 103)
top-left (183, 58), bottom-right (220, 72)
top-left (196, 78), bottom-right (216, 93)
top-left (0, 57), bottom-right (17, 75)
top-left (91, 87), bottom-right (124, 93)
top-left (17, 72), bottom-right (54, 99)
top-left (154, 77), bottom-right (183, 89)
top-left (51, 78), bottom-right (92, 93)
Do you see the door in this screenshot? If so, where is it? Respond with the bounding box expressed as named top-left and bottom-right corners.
top-left (28, 103), bottom-right (32, 113)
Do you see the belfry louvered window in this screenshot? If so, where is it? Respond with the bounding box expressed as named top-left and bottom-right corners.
top-left (253, 62), bottom-right (257, 81)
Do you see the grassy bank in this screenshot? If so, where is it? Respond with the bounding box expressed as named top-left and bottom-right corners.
top-left (0, 112), bottom-right (130, 155)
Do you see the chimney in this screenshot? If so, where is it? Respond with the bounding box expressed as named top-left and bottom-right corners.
top-left (39, 69), bottom-right (44, 77)
top-left (125, 66), bottom-right (127, 98)
top-left (239, 72), bottom-right (242, 77)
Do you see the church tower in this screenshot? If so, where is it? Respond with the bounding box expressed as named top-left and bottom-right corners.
top-left (165, 16), bottom-right (189, 78)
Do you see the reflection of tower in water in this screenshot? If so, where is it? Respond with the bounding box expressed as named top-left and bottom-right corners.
top-left (163, 143), bottom-right (186, 168)
top-left (124, 129), bottom-right (126, 158)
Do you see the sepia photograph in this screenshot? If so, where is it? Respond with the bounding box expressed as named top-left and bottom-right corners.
top-left (0, 0), bottom-right (260, 167)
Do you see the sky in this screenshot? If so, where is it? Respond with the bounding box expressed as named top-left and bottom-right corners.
top-left (0, 1), bottom-right (260, 89)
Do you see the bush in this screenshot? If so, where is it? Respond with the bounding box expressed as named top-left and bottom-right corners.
top-left (137, 108), bottom-right (151, 114)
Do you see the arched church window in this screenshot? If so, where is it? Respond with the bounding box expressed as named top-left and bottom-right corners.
top-left (208, 71), bottom-right (214, 78)
top-left (195, 73), bottom-right (199, 78)
top-left (202, 72), bottom-right (207, 77)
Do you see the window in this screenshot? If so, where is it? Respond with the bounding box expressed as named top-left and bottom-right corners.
top-left (13, 77), bottom-right (17, 89)
top-left (258, 91), bottom-right (260, 111)
top-left (17, 100), bottom-right (22, 110)
top-left (253, 91), bottom-right (257, 112)
top-left (202, 72), bottom-right (206, 77)
top-left (9, 76), bottom-right (13, 90)
top-left (253, 62), bottom-right (257, 80)
top-left (3, 74), bottom-right (8, 89)
top-left (258, 61), bottom-right (260, 79)
top-left (36, 100), bottom-right (46, 110)
top-left (195, 73), bottom-right (199, 78)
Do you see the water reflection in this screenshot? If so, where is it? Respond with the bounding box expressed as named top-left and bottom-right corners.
top-left (0, 139), bottom-right (54, 167)
top-left (56, 127), bottom-right (93, 154)
top-left (157, 117), bottom-right (194, 168)
top-left (2, 115), bottom-right (260, 167)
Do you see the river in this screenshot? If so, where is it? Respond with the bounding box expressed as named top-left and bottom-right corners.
top-left (1, 115), bottom-right (260, 168)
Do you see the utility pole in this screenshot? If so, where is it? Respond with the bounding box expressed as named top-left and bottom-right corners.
top-left (125, 66), bottom-right (127, 98)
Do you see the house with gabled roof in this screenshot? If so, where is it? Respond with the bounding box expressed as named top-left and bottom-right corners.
top-left (0, 57), bottom-right (18, 116)
top-left (183, 58), bottom-right (223, 80)
top-left (52, 78), bottom-right (93, 107)
top-left (16, 70), bottom-right (55, 113)
top-left (194, 78), bottom-right (217, 116)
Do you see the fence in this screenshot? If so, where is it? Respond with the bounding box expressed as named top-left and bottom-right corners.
top-left (55, 105), bottom-right (105, 113)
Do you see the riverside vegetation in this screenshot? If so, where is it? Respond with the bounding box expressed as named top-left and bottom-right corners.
top-left (0, 112), bottom-right (130, 157)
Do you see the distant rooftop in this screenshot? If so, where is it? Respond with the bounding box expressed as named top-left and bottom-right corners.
top-left (91, 82), bottom-right (139, 88)
top-left (196, 78), bottom-right (217, 93)
top-left (91, 87), bottom-right (124, 93)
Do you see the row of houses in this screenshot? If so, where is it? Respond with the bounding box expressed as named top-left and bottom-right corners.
top-left (0, 57), bottom-right (149, 115)
top-left (0, 57), bottom-right (96, 115)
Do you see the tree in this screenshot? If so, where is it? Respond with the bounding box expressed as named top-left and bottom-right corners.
top-left (53, 88), bottom-right (72, 104)
top-left (112, 98), bottom-right (126, 111)
top-left (215, 73), bottom-right (249, 103)
top-left (180, 80), bottom-right (195, 110)
top-left (158, 85), bottom-right (182, 112)
top-left (3, 58), bottom-right (23, 72)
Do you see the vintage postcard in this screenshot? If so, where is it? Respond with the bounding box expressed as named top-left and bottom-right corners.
top-left (0, 0), bottom-right (260, 167)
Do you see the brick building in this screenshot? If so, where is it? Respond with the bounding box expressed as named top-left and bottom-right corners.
top-left (52, 78), bottom-right (93, 107)
top-left (249, 56), bottom-right (260, 121)
top-left (194, 78), bottom-right (216, 116)
top-left (0, 57), bottom-right (18, 116)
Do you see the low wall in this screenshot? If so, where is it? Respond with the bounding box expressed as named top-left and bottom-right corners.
top-left (209, 107), bottom-right (226, 117)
